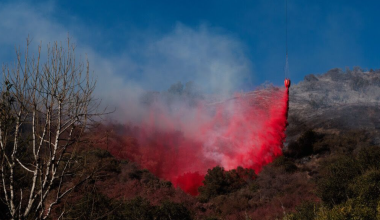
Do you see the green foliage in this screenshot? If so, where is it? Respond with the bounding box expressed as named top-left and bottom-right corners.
top-left (91, 148), bottom-right (115, 159)
top-left (66, 194), bottom-right (193, 220)
top-left (315, 199), bottom-right (376, 220)
top-left (272, 156), bottom-right (298, 173)
top-left (198, 166), bottom-right (229, 201)
top-left (348, 170), bottom-right (380, 208)
top-left (311, 142), bottom-right (380, 219)
top-left (154, 201), bottom-right (192, 220)
top-left (287, 202), bottom-right (318, 220)
top-left (321, 131), bottom-right (369, 155)
top-left (121, 198), bottom-right (192, 220)
top-left (198, 166), bottom-right (256, 201)
top-left (317, 156), bottom-right (361, 207)
top-left (121, 197), bottom-right (154, 220)
top-left (285, 130), bottom-right (316, 158)
top-left (212, 194), bottom-right (252, 217)
top-left (75, 148), bottom-right (122, 177)
top-left (357, 146), bottom-right (380, 171)
top-left (66, 191), bottom-right (122, 220)
top-left (128, 168), bottom-right (148, 180)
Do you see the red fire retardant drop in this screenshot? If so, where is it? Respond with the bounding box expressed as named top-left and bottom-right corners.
top-left (116, 86), bottom-right (289, 196)
top-left (174, 172), bottom-right (205, 196)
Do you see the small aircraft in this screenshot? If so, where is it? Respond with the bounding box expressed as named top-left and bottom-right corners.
top-left (284, 78), bottom-right (291, 88)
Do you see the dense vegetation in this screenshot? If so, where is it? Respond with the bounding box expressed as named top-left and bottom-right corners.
top-left (22, 121), bottom-right (373, 220)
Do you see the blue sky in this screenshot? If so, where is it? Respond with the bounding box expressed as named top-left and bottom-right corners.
top-left (0, 0), bottom-right (379, 93)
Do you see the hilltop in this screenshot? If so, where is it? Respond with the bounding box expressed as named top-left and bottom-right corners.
top-left (287, 68), bottom-right (380, 144)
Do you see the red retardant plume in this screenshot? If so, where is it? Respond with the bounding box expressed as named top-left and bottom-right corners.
top-left (173, 172), bottom-right (205, 196)
top-left (102, 86), bottom-right (290, 196)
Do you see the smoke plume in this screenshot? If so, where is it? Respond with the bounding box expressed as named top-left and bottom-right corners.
top-left (102, 84), bottom-right (289, 195)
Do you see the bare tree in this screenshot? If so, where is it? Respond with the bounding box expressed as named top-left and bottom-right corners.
top-left (0, 38), bottom-right (101, 219)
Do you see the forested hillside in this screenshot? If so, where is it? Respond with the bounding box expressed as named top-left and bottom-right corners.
top-left (63, 68), bottom-right (380, 219)
top-left (2, 67), bottom-right (380, 219)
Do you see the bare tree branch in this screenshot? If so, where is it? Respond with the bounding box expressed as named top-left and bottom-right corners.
top-left (0, 37), bottom-right (103, 219)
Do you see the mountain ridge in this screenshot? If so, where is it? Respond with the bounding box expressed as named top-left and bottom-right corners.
top-left (287, 68), bottom-right (380, 144)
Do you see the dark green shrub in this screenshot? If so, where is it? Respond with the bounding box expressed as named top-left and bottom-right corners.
top-left (198, 166), bottom-right (256, 201)
top-left (317, 156), bottom-right (361, 207)
top-left (357, 146), bottom-right (380, 171)
top-left (272, 156), bottom-right (298, 173)
top-left (226, 166), bottom-right (257, 190)
top-left (316, 199), bottom-right (376, 220)
top-left (198, 166), bottom-right (229, 201)
top-left (65, 191), bottom-right (121, 220)
top-left (285, 130), bottom-right (316, 158)
top-left (312, 136), bottom-right (330, 154)
top-left (288, 202), bottom-right (318, 220)
top-left (348, 170), bottom-right (380, 208)
top-left (321, 131), bottom-right (370, 154)
top-left (122, 197), bottom-right (154, 220)
top-left (154, 201), bottom-right (192, 220)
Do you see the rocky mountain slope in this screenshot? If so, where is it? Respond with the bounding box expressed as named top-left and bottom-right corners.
top-left (287, 68), bottom-right (380, 144)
